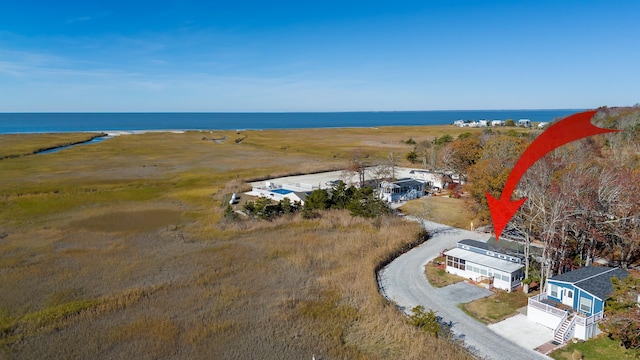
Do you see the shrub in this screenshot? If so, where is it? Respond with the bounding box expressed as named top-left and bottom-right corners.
top-left (408, 305), bottom-right (440, 338)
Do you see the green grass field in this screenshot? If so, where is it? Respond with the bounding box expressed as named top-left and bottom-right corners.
top-left (459, 290), bottom-right (529, 324)
top-left (550, 335), bottom-right (639, 360)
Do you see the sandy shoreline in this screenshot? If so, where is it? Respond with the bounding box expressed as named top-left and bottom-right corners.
top-left (104, 130), bottom-right (187, 137)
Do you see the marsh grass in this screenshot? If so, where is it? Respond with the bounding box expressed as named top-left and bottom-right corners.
top-left (0, 128), bottom-right (477, 359)
top-left (0, 133), bottom-right (101, 159)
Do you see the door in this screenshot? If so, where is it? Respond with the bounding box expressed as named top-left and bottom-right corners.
top-left (562, 288), bottom-right (574, 306)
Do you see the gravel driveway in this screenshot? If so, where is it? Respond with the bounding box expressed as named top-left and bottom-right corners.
top-left (378, 218), bottom-right (549, 360)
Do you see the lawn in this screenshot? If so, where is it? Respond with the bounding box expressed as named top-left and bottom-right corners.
top-left (550, 335), bottom-right (639, 360)
top-left (459, 290), bottom-right (529, 324)
top-left (425, 256), bottom-right (465, 288)
top-left (399, 196), bottom-right (478, 229)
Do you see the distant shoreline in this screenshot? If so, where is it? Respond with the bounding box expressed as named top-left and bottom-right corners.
top-left (0, 109), bottom-right (581, 134)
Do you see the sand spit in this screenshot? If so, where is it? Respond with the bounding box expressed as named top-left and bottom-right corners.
top-left (105, 130), bottom-right (187, 136)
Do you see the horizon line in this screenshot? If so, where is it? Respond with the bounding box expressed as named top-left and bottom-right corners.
top-left (0, 108), bottom-right (587, 114)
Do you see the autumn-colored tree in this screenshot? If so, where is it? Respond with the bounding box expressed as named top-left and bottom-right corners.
top-left (453, 107), bottom-right (640, 271)
top-left (600, 275), bottom-right (640, 349)
top-left (439, 134), bottom-right (483, 182)
top-left (467, 135), bottom-right (529, 220)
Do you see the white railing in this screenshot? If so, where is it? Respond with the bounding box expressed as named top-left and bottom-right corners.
top-left (476, 275), bottom-right (494, 284)
top-left (575, 311), bottom-right (604, 326)
top-left (553, 312), bottom-right (569, 341)
top-left (529, 293), bottom-right (567, 318)
top-left (561, 316), bottom-right (577, 344)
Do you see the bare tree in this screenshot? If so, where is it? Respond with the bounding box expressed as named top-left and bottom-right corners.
top-left (387, 152), bottom-right (397, 179)
top-left (348, 148), bottom-right (370, 187)
top-left (415, 140), bottom-right (434, 170)
top-left (369, 163), bottom-right (392, 193)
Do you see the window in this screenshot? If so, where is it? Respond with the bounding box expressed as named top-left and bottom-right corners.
top-left (580, 297), bottom-right (592, 313)
top-left (550, 284), bottom-right (559, 298)
top-left (447, 256), bottom-right (465, 271)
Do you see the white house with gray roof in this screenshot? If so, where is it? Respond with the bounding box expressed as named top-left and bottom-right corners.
top-left (444, 239), bottom-right (525, 292)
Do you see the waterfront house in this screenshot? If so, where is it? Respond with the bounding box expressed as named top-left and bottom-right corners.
top-left (527, 266), bottom-right (628, 344)
top-left (378, 178), bottom-right (425, 203)
top-left (518, 119), bottom-right (532, 127)
top-left (443, 239), bottom-right (525, 292)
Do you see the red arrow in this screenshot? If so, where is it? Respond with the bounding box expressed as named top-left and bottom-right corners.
top-left (487, 110), bottom-right (620, 240)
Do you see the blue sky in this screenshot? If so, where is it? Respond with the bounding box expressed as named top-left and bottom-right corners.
top-left (1, 1), bottom-right (638, 112)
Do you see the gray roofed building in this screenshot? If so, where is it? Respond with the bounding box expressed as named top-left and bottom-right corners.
top-left (444, 247), bottom-right (524, 273)
top-left (528, 265), bottom-right (629, 344)
top-left (443, 239), bottom-right (525, 292)
top-left (549, 266), bottom-right (628, 300)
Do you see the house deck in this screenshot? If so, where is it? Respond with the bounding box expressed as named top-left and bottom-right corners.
top-left (539, 297), bottom-right (574, 313)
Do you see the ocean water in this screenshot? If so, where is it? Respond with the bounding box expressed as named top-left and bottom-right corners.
top-left (0, 110), bottom-right (581, 134)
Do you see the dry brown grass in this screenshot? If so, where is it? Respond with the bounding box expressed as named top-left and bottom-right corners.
top-left (400, 195), bottom-right (479, 229)
top-left (0, 127), bottom-right (476, 359)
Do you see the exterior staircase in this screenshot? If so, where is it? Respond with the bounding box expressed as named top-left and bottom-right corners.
top-left (554, 314), bottom-right (576, 344)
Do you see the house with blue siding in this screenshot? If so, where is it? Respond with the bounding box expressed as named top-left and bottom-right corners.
top-left (527, 266), bottom-right (628, 344)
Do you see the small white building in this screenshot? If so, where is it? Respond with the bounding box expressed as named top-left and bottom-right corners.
top-left (518, 119), bottom-right (532, 127)
top-left (408, 170), bottom-right (449, 190)
top-left (491, 120), bottom-right (505, 126)
top-left (444, 239), bottom-right (525, 292)
top-left (247, 182), bottom-right (314, 205)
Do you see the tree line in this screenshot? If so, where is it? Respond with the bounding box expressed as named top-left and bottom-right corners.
top-left (435, 107), bottom-right (639, 282)
top-left (230, 180), bottom-right (390, 222)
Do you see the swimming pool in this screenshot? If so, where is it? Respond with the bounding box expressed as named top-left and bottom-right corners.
top-left (270, 188), bottom-right (294, 195)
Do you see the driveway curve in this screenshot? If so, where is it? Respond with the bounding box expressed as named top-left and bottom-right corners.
top-left (378, 218), bottom-right (548, 360)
